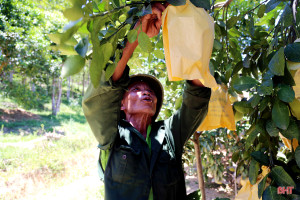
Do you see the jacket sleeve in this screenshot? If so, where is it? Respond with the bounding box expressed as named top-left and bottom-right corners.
top-left (82, 67), bottom-right (130, 150)
top-left (165, 81), bottom-right (211, 155)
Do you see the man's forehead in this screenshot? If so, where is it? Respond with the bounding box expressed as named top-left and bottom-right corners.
top-left (128, 81), bottom-right (152, 89)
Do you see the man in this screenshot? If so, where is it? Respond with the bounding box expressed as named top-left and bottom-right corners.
top-left (82, 3), bottom-right (211, 200)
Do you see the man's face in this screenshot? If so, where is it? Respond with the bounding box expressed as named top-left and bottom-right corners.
top-left (121, 81), bottom-right (157, 117)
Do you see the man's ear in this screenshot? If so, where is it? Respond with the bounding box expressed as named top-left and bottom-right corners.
top-left (121, 99), bottom-right (125, 111)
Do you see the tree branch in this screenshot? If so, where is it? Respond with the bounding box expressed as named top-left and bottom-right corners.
top-left (242, 0), bottom-right (269, 17)
top-left (91, 2), bottom-right (146, 19)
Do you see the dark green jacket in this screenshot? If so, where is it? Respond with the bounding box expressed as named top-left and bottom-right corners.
top-left (82, 69), bottom-right (211, 200)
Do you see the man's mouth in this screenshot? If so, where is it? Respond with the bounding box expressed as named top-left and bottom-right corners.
top-left (142, 97), bottom-right (152, 103)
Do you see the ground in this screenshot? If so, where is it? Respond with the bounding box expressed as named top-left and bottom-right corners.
top-left (0, 108), bottom-right (235, 200)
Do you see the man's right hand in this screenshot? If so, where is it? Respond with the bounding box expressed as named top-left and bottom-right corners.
top-left (140, 3), bottom-right (168, 38)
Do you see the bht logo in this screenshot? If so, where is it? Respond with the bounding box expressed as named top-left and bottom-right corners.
top-left (277, 186), bottom-right (294, 195)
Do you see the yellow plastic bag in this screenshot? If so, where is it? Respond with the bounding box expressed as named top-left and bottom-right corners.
top-left (197, 84), bottom-right (236, 131)
top-left (279, 133), bottom-right (299, 151)
top-left (235, 166), bottom-right (271, 200)
top-left (293, 68), bottom-right (300, 100)
top-left (162, 0), bottom-right (217, 89)
top-left (289, 98), bottom-right (300, 120)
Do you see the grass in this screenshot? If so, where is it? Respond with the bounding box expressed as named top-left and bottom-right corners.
top-left (0, 95), bottom-right (102, 199)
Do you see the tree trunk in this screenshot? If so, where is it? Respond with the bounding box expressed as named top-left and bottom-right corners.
top-left (82, 71), bottom-right (85, 96)
top-left (67, 76), bottom-right (71, 101)
top-left (22, 77), bottom-right (25, 85)
top-left (9, 71), bottom-right (13, 83)
top-left (52, 77), bottom-right (62, 116)
top-left (71, 77), bottom-right (73, 98)
top-left (87, 70), bottom-right (90, 86)
top-left (56, 78), bottom-right (62, 114)
top-left (52, 77), bottom-right (56, 115)
top-left (192, 132), bottom-right (206, 200)
top-left (30, 78), bottom-right (35, 92)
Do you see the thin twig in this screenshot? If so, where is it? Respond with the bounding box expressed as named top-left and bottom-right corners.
top-left (90, 2), bottom-right (145, 18)
top-left (241, 0), bottom-right (269, 18)
top-left (225, 6), bottom-right (229, 63)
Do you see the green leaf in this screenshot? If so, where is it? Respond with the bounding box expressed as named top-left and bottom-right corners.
top-left (272, 98), bottom-right (290, 130)
top-left (234, 101), bottom-right (252, 114)
top-left (245, 129), bottom-right (259, 150)
top-left (259, 96), bottom-right (270, 112)
top-left (280, 118), bottom-right (300, 140)
top-left (227, 16), bottom-right (239, 29)
top-left (284, 43), bottom-right (300, 62)
top-left (277, 84), bottom-right (295, 103)
top-left (61, 55), bottom-right (85, 78)
top-left (250, 94), bottom-right (261, 108)
top-left (48, 33), bottom-right (63, 44)
top-left (268, 47), bottom-right (285, 76)
top-left (265, 0), bottom-right (282, 13)
top-left (138, 32), bottom-right (153, 53)
top-left (281, 4), bottom-right (293, 28)
top-left (100, 43), bottom-right (113, 66)
top-left (213, 40), bottom-right (222, 50)
top-left (75, 37), bottom-right (89, 57)
top-left (295, 146), bottom-right (300, 168)
top-left (232, 151), bottom-right (240, 163)
top-left (90, 61), bottom-right (103, 88)
top-left (190, 0), bottom-right (210, 9)
top-left (258, 79), bottom-right (273, 95)
top-left (112, 0), bottom-right (120, 8)
top-left (232, 76), bottom-right (258, 91)
top-left (258, 174), bottom-right (269, 198)
top-left (63, 6), bottom-right (84, 21)
top-left (262, 186), bottom-right (285, 200)
top-left (90, 17), bottom-right (106, 88)
top-left (175, 96), bottom-right (183, 110)
top-left (266, 120), bottom-right (279, 137)
top-left (251, 151), bottom-right (270, 166)
top-left (232, 61), bottom-right (243, 75)
top-left (282, 67), bottom-right (296, 86)
top-left (105, 63), bottom-right (117, 81)
top-left (61, 24), bottom-right (80, 44)
top-left (51, 44), bottom-right (77, 55)
top-left (257, 4), bottom-right (266, 18)
top-left (167, 0), bottom-right (186, 6)
top-left (243, 55), bottom-right (250, 68)
top-left (153, 49), bottom-right (165, 59)
top-left (270, 166), bottom-right (296, 187)
top-left (229, 38), bottom-right (238, 49)
top-left (249, 159), bottom-right (260, 185)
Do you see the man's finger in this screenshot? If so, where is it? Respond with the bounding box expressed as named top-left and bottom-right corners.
top-left (152, 2), bottom-right (166, 12)
top-left (152, 7), bottom-right (162, 20)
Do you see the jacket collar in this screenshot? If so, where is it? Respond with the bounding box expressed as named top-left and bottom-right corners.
top-left (119, 119), bottom-right (166, 174)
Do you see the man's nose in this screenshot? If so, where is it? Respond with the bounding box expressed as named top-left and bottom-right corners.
top-left (142, 90), bottom-right (150, 96)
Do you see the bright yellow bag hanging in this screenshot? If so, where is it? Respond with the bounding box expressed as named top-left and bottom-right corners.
top-left (197, 84), bottom-right (236, 131)
top-left (279, 133), bottom-right (299, 151)
top-left (289, 68), bottom-right (300, 120)
top-left (235, 166), bottom-right (271, 200)
top-left (162, 0), bottom-right (217, 89)
top-left (293, 68), bottom-right (300, 100)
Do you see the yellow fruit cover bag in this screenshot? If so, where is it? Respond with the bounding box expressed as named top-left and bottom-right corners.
top-left (162, 0), bottom-right (217, 89)
top-left (197, 85), bottom-right (236, 131)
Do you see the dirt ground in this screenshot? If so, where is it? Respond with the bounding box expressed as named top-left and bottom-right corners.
top-left (0, 108), bottom-right (41, 123)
